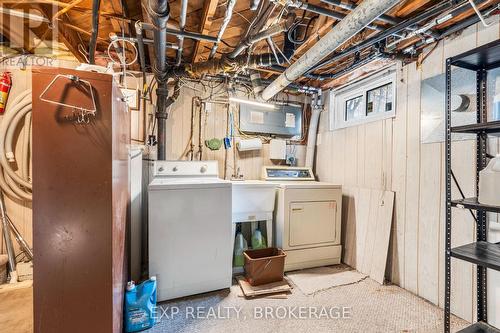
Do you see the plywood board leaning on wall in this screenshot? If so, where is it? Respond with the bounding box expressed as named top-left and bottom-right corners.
top-left (342, 187), bottom-right (395, 284)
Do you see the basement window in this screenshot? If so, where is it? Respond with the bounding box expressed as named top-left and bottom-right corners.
top-left (329, 67), bottom-right (396, 130)
top-left (366, 83), bottom-right (393, 115)
top-left (345, 95), bottom-right (364, 121)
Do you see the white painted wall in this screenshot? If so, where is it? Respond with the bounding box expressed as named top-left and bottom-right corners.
top-left (316, 18), bottom-right (500, 323)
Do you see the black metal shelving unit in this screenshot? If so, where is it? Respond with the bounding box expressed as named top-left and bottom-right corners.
top-left (445, 39), bottom-right (500, 333)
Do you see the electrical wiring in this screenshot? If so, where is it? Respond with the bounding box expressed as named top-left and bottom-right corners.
top-left (288, 14), bottom-right (319, 45)
top-left (78, 44), bottom-right (90, 63)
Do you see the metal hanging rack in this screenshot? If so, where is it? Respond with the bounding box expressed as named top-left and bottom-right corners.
top-left (39, 74), bottom-right (97, 124)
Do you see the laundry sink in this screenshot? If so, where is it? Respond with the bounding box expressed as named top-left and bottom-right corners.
top-left (231, 180), bottom-right (277, 222)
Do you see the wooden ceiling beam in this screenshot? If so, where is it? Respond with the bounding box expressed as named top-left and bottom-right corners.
top-left (291, 17), bottom-right (335, 61)
top-left (107, 0), bottom-right (130, 35)
top-left (139, 0), bottom-right (156, 71)
top-left (192, 0), bottom-right (219, 63)
top-left (38, 5), bottom-right (87, 63)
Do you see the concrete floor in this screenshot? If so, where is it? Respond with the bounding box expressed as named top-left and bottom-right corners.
top-left (147, 274), bottom-right (469, 333)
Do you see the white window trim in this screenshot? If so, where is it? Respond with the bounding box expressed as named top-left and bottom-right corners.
top-left (329, 67), bottom-right (397, 130)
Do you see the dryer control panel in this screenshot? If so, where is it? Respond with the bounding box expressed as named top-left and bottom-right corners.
top-left (261, 166), bottom-right (315, 181)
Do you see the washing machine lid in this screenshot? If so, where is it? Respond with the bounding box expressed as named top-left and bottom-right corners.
top-left (149, 178), bottom-right (231, 190)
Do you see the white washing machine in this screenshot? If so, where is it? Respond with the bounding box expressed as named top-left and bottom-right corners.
top-left (262, 166), bottom-right (342, 272)
top-left (148, 160), bottom-right (232, 301)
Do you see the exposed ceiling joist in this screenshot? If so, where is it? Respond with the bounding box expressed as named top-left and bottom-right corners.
top-left (139, 0), bottom-right (156, 71)
top-left (192, 0), bottom-right (219, 63)
top-left (38, 5), bottom-right (87, 63)
top-left (108, 0), bottom-right (129, 35)
top-left (292, 17), bottom-right (334, 61)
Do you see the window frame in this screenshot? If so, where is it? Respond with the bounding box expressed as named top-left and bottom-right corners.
top-left (329, 68), bottom-right (396, 130)
top-left (344, 94), bottom-right (364, 121)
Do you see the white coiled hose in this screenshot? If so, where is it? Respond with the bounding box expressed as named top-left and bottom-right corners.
top-left (0, 90), bottom-right (32, 201)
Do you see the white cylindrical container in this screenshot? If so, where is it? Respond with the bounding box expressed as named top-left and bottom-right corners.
top-left (237, 138), bottom-right (262, 151)
top-left (480, 154), bottom-right (500, 328)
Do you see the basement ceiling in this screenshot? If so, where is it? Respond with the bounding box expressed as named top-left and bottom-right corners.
top-left (0, 0), bottom-right (498, 88)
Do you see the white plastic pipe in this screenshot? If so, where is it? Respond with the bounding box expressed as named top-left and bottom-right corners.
top-left (305, 93), bottom-right (322, 168)
top-left (0, 90), bottom-right (33, 201)
top-left (22, 113), bottom-right (31, 179)
top-left (261, 0), bottom-right (400, 100)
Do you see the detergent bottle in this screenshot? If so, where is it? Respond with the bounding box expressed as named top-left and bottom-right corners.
top-left (124, 276), bottom-right (157, 332)
top-left (251, 225), bottom-right (267, 250)
top-left (233, 224), bottom-right (248, 267)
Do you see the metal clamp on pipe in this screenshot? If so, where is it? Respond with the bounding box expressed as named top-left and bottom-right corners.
top-left (155, 83), bottom-right (180, 117)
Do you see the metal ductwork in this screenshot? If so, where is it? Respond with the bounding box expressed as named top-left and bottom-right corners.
top-left (261, 0), bottom-right (400, 100)
top-left (248, 32), bottom-right (295, 67)
top-left (228, 12), bottom-right (296, 59)
top-left (187, 31), bottom-right (295, 77)
top-left (148, 0), bottom-right (171, 160)
top-left (249, 71), bottom-right (264, 97)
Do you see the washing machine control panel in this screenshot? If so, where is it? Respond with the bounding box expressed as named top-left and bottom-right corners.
top-left (154, 161), bottom-right (219, 178)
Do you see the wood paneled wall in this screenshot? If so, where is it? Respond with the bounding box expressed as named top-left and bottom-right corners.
top-left (151, 83), bottom-right (308, 179)
top-left (315, 19), bottom-right (500, 322)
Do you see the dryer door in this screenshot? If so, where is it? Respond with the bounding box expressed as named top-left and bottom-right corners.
top-left (288, 200), bottom-right (337, 247)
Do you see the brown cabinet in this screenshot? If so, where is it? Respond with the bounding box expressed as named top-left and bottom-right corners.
top-left (32, 68), bottom-right (129, 333)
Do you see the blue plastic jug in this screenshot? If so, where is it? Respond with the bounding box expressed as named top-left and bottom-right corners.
top-left (124, 277), bottom-right (157, 332)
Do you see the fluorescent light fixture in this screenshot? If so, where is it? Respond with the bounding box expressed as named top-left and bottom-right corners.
top-left (229, 96), bottom-right (276, 109)
top-left (0, 7), bottom-right (49, 23)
